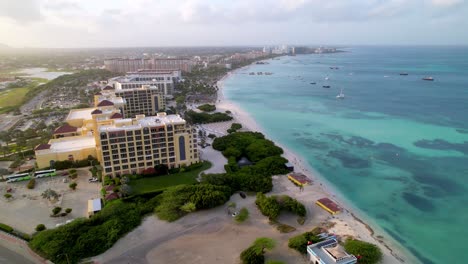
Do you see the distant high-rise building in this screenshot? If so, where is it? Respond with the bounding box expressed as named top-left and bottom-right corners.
top-left (104, 58), bottom-right (193, 73)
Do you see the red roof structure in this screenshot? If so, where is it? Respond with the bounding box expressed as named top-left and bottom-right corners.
top-left (53, 124), bottom-right (78, 135)
top-left (316, 198), bottom-right (341, 214)
top-left (35, 144), bottom-right (51, 151)
top-left (110, 113), bottom-right (123, 119)
top-left (103, 85), bottom-right (114, 90)
top-left (288, 172), bottom-right (312, 185)
top-left (97, 100), bottom-right (114, 107)
top-left (91, 109), bottom-right (103, 115)
top-left (105, 192), bottom-right (120, 201)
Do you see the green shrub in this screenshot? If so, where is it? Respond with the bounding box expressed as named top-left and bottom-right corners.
top-left (0, 223), bottom-right (13, 233)
top-left (52, 207), bottom-right (62, 215)
top-left (276, 223), bottom-right (296, 233)
top-left (240, 245), bottom-right (264, 264)
top-left (288, 231), bottom-right (323, 254)
top-left (266, 261), bottom-right (285, 264)
top-left (255, 193), bottom-right (280, 220)
top-left (197, 104), bottom-right (216, 112)
top-left (344, 239), bottom-right (382, 264)
top-left (4, 193), bottom-right (12, 199)
top-left (35, 224), bottom-right (46, 232)
top-left (235, 208), bottom-right (249, 223)
top-left (155, 184), bottom-right (231, 222)
top-left (69, 182), bottom-right (77, 190)
top-left (27, 178), bottom-right (36, 189)
top-left (65, 208), bottom-right (72, 214)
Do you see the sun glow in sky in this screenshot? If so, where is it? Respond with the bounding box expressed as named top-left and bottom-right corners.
top-left (0, 0), bottom-right (467, 48)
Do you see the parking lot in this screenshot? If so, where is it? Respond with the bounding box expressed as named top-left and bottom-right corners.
top-left (0, 167), bottom-right (101, 233)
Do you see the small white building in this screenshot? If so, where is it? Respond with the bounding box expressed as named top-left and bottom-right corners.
top-left (87, 198), bottom-right (102, 217)
top-left (307, 238), bottom-right (357, 264)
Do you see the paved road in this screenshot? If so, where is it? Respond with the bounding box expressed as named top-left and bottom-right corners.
top-left (0, 244), bottom-right (35, 264)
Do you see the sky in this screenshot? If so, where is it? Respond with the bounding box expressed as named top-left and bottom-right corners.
top-left (0, 0), bottom-right (467, 48)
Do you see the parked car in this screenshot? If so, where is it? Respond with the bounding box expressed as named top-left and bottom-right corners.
top-left (88, 177), bottom-right (98, 182)
top-left (239, 191), bottom-right (246, 199)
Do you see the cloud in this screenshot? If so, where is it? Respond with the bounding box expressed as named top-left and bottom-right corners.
top-left (0, 0), bottom-right (42, 23)
top-left (431, 0), bottom-right (463, 7)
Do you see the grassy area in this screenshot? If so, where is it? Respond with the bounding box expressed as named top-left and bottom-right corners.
top-left (0, 88), bottom-right (29, 108)
top-left (0, 78), bottom-right (48, 113)
top-left (130, 161), bottom-right (212, 194)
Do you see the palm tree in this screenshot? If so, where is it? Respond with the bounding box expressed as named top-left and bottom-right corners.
top-left (252, 237), bottom-right (276, 254)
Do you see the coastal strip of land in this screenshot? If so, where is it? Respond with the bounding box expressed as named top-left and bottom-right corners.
top-left (215, 68), bottom-right (414, 264)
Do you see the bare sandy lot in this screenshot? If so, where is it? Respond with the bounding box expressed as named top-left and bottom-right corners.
top-left (0, 167), bottom-right (101, 233)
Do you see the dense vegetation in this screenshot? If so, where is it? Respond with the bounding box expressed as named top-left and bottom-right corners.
top-left (255, 193), bottom-right (306, 220)
top-left (155, 184), bottom-right (232, 221)
top-left (288, 229), bottom-right (325, 254)
top-left (202, 132), bottom-right (289, 193)
top-left (227, 123), bottom-right (242, 133)
top-left (344, 239), bottom-right (383, 264)
top-left (213, 132), bottom-right (283, 162)
top-left (240, 237), bottom-right (276, 264)
top-left (184, 110), bottom-right (233, 124)
top-left (197, 104), bottom-right (216, 112)
top-left (30, 197), bottom-right (160, 264)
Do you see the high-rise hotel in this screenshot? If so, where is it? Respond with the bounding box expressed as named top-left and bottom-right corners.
top-left (35, 71), bottom-right (199, 176)
top-left (104, 58), bottom-right (193, 73)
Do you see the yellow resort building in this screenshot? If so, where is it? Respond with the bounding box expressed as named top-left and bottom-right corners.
top-left (35, 86), bottom-right (198, 175)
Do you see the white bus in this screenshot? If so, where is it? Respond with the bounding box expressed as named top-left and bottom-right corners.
top-left (34, 169), bottom-right (57, 178)
top-left (6, 173), bottom-right (32, 183)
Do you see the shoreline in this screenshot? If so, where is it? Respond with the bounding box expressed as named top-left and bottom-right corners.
top-left (214, 62), bottom-right (416, 264)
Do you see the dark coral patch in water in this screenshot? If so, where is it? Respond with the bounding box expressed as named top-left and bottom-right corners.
top-left (456, 129), bottom-right (468, 134)
top-left (321, 133), bottom-right (374, 147)
top-left (414, 139), bottom-right (468, 155)
top-left (402, 192), bottom-right (435, 212)
top-left (327, 150), bottom-right (370, 168)
top-left (413, 173), bottom-right (463, 195)
top-left (296, 137), bottom-right (329, 150)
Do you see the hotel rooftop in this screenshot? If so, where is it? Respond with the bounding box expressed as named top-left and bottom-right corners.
top-left (36, 136), bottom-right (96, 153)
top-left (98, 113), bottom-right (186, 133)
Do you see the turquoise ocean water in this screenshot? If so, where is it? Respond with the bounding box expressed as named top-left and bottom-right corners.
top-left (223, 46), bottom-right (468, 264)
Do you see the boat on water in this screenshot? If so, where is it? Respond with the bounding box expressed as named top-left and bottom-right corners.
top-left (400, 73), bottom-right (409, 76)
top-left (325, 76), bottom-right (329, 80)
top-left (422, 76), bottom-right (434, 81)
top-left (249, 72), bottom-right (255, 75)
top-left (310, 82), bottom-right (316, 85)
top-left (336, 89), bottom-right (345, 99)
top-left (257, 72), bottom-right (263, 75)
top-left (323, 85), bottom-right (331, 88)
top-left (265, 72), bottom-right (273, 75)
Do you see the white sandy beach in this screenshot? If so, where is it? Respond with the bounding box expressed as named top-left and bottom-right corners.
top-left (214, 69), bottom-right (417, 264)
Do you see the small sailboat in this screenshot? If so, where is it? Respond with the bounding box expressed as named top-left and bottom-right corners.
top-left (325, 76), bottom-right (329, 80)
top-left (336, 89), bottom-right (345, 99)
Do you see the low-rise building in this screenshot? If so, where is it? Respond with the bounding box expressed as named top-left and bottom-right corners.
top-left (307, 238), bottom-right (357, 264)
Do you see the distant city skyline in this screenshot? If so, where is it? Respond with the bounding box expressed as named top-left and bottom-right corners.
top-left (1, 0), bottom-right (467, 48)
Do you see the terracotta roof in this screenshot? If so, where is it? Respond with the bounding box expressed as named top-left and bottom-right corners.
top-left (97, 100), bottom-right (114, 107)
top-left (91, 109), bottom-right (103, 115)
top-left (105, 192), bottom-right (120, 201)
top-left (53, 124), bottom-right (78, 135)
top-left (35, 144), bottom-right (51, 151)
top-left (317, 198), bottom-right (340, 213)
top-left (110, 113), bottom-right (123, 119)
top-left (103, 85), bottom-right (114, 90)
